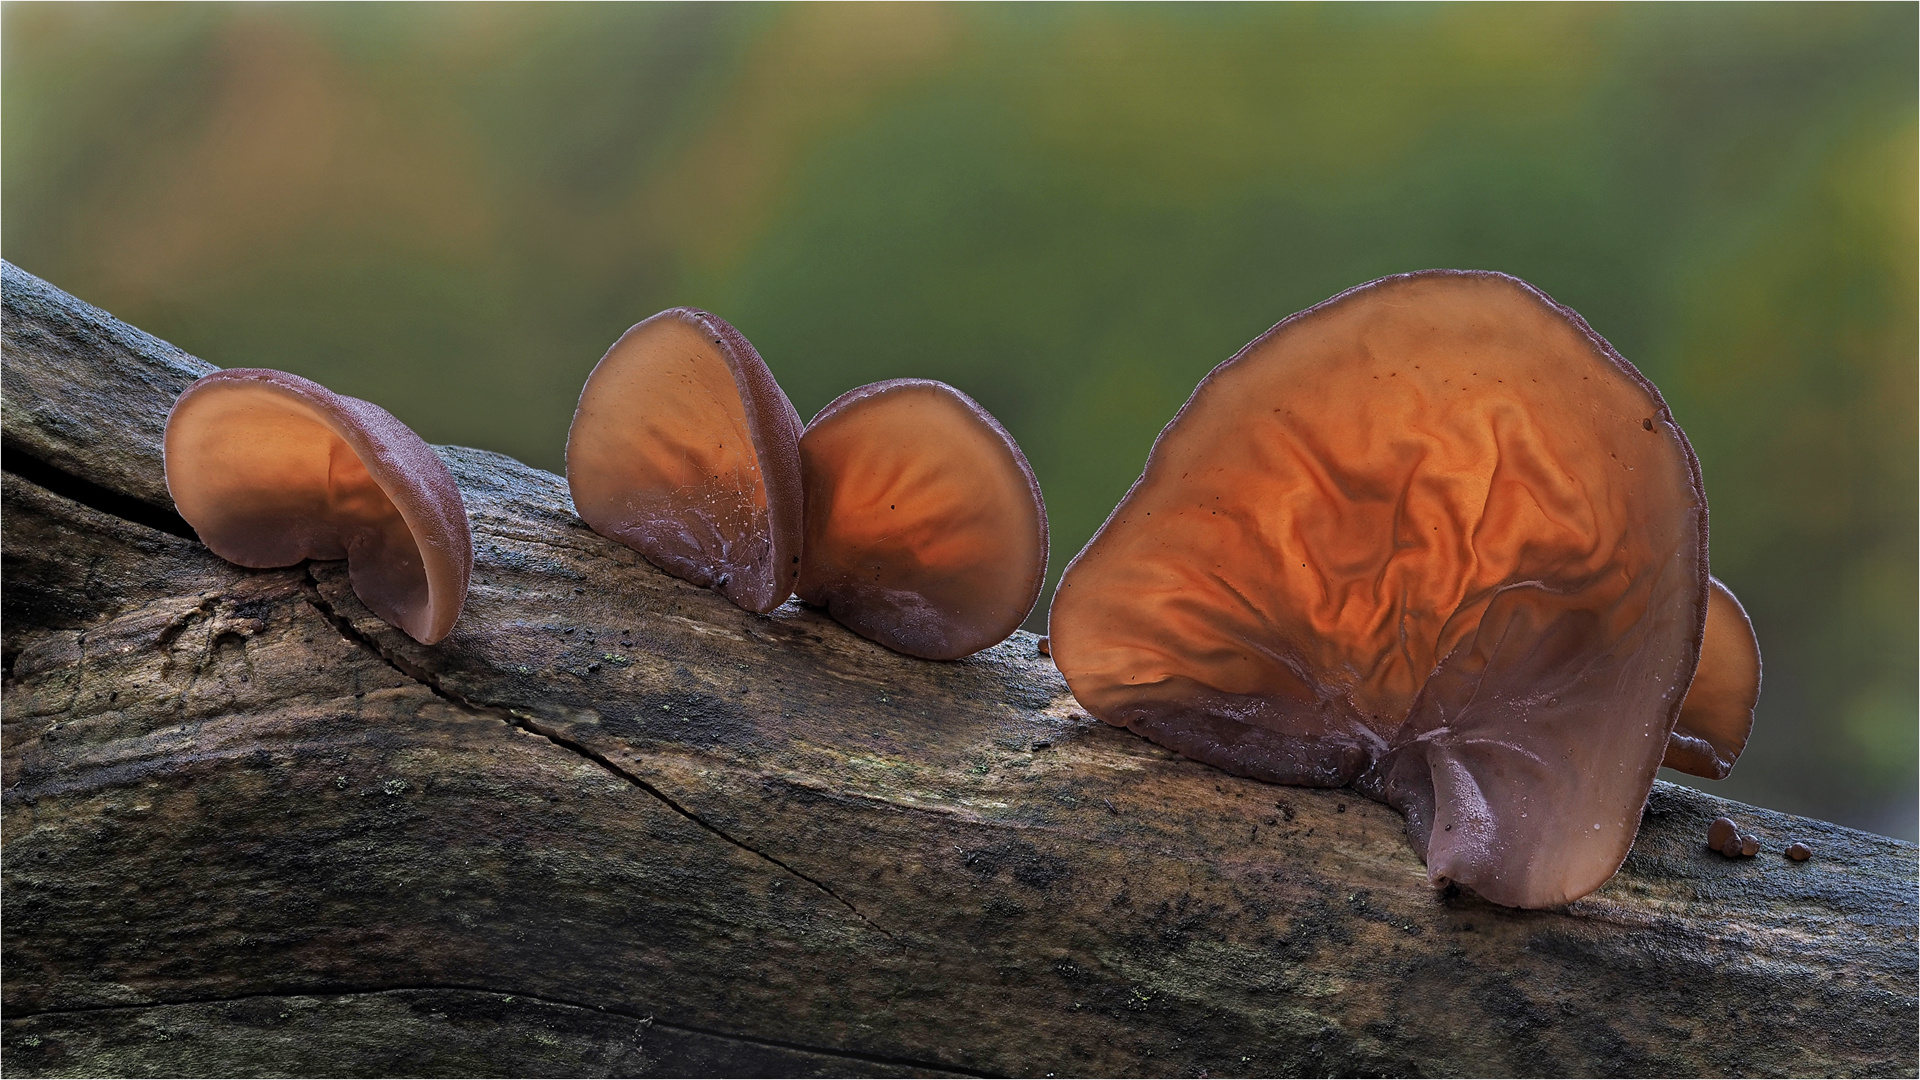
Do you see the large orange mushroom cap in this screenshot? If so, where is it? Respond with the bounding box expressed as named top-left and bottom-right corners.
top-left (164, 368), bottom-right (473, 645)
top-left (566, 309), bottom-right (804, 615)
top-left (798, 379), bottom-right (1047, 660)
top-left (1049, 270), bottom-right (1746, 908)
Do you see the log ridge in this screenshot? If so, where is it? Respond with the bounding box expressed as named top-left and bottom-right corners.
top-left (3, 261), bottom-right (1915, 1078)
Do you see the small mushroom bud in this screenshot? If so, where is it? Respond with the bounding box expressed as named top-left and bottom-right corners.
top-left (164, 369), bottom-right (473, 645)
top-left (1739, 834), bottom-right (1761, 858)
top-left (1706, 816), bottom-right (1739, 853)
top-left (1786, 842), bottom-right (1813, 861)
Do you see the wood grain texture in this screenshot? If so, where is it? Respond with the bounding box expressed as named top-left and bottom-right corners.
top-left (3, 260), bottom-right (1915, 1078)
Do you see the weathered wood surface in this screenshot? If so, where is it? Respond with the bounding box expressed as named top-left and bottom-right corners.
top-left (2, 260), bottom-right (1915, 1078)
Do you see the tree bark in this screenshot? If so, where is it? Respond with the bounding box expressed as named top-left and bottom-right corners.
top-left (2, 260), bottom-right (1914, 1079)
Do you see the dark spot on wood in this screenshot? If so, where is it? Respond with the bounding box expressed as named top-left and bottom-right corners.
top-left (962, 839), bottom-right (1071, 891)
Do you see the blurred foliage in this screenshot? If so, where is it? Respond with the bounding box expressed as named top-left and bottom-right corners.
top-left (4, 2), bottom-right (1913, 837)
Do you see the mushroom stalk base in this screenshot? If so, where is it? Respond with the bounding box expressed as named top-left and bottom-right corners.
top-left (5, 261), bottom-right (1916, 1079)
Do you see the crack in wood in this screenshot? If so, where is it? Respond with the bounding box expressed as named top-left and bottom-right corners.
top-left (296, 566), bottom-right (897, 942)
top-left (1, 983), bottom-right (986, 1077)
top-left (0, 444), bottom-right (194, 540)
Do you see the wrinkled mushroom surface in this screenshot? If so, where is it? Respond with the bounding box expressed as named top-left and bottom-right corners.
top-left (1049, 270), bottom-right (1741, 908)
top-left (164, 368), bottom-right (472, 644)
top-left (567, 309), bottom-right (804, 614)
top-left (798, 379), bottom-right (1047, 660)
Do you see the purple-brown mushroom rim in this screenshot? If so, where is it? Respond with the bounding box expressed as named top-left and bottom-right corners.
top-left (164, 368), bottom-right (472, 645)
top-left (797, 379), bottom-right (1048, 660)
top-left (1048, 270), bottom-right (1760, 909)
top-left (566, 308), bottom-right (804, 615)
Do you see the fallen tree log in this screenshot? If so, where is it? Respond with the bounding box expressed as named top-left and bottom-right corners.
top-left (2, 260), bottom-right (1914, 1078)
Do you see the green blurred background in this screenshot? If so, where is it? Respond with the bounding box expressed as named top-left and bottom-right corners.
top-left (5, 3), bottom-right (1913, 837)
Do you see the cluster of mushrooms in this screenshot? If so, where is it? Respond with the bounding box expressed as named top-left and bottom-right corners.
top-left (162, 270), bottom-right (1761, 910)
top-left (164, 307), bottom-right (1048, 661)
top-left (1707, 815), bottom-right (1811, 862)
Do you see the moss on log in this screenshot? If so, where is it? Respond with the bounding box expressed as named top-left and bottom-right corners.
top-left (3, 261), bottom-right (1915, 1078)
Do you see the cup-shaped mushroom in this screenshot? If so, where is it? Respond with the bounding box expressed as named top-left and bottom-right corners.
top-left (798, 379), bottom-right (1047, 660)
top-left (1663, 576), bottom-right (1761, 780)
top-left (163, 369), bottom-right (472, 644)
top-left (566, 309), bottom-right (804, 614)
top-left (1049, 270), bottom-right (1724, 908)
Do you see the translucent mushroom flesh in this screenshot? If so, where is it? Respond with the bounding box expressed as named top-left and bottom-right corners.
top-left (566, 309), bottom-right (804, 615)
top-left (1049, 270), bottom-right (1750, 908)
top-left (164, 368), bottom-right (472, 645)
top-left (1663, 576), bottom-right (1761, 780)
top-left (798, 379), bottom-right (1047, 659)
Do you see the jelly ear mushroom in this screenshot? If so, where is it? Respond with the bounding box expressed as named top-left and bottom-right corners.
top-left (566, 309), bottom-right (804, 614)
top-left (1663, 576), bottom-right (1761, 779)
top-left (798, 379), bottom-right (1047, 660)
top-left (1049, 270), bottom-right (1713, 909)
top-left (164, 368), bottom-right (472, 644)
